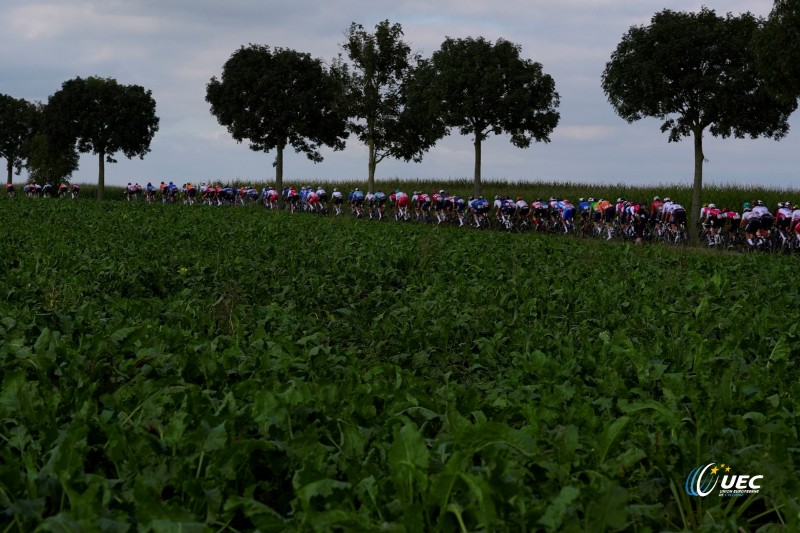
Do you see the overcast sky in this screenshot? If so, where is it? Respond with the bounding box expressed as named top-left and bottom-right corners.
top-left (2, 0), bottom-right (796, 188)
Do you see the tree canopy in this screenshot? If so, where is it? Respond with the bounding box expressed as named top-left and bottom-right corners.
top-left (206, 45), bottom-right (348, 194)
top-left (426, 37), bottom-right (560, 196)
top-left (45, 76), bottom-right (159, 200)
top-left (756, 0), bottom-right (800, 104)
top-left (602, 7), bottom-right (797, 241)
top-left (0, 93), bottom-right (37, 185)
top-left (339, 20), bottom-right (442, 193)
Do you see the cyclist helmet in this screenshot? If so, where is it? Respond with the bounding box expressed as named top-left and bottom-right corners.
top-left (756, 199), bottom-right (764, 206)
top-left (549, 196), bottom-right (556, 201)
top-left (743, 201), bottom-right (750, 208)
top-left (579, 197), bottom-right (585, 202)
top-left (333, 187), bottom-right (339, 192)
top-left (494, 195), bottom-right (501, 200)
top-left (664, 197), bottom-right (671, 202)
top-left (439, 190), bottom-right (445, 195)
top-left (778, 202), bottom-right (784, 208)
top-left (516, 196), bottom-right (522, 201)
top-left (708, 203), bottom-right (716, 209)
top-left (355, 187), bottom-right (360, 191)
top-left (588, 197), bottom-right (595, 202)
top-left (653, 195), bottom-right (660, 201)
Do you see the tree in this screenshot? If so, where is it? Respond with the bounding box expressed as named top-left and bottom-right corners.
top-left (755, 0), bottom-right (800, 104)
top-left (340, 20), bottom-right (442, 193)
top-left (206, 45), bottom-right (348, 194)
top-left (425, 37), bottom-right (560, 197)
top-left (0, 94), bottom-right (37, 185)
top-left (602, 8), bottom-right (797, 242)
top-left (45, 76), bottom-right (159, 200)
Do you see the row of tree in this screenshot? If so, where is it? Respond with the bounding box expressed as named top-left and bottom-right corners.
top-left (0, 77), bottom-right (158, 201)
top-left (205, 21), bottom-right (561, 199)
top-left (1, 3), bottom-right (798, 239)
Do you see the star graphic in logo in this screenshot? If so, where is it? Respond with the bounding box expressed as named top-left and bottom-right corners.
top-left (711, 466), bottom-right (719, 475)
top-left (726, 466), bottom-right (731, 472)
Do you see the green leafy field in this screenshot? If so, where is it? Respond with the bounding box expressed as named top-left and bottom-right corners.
top-left (0, 198), bottom-right (798, 531)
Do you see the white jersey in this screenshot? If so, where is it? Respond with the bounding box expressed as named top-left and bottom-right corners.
top-left (316, 188), bottom-right (326, 196)
top-left (777, 207), bottom-right (792, 219)
top-left (793, 209), bottom-right (800, 222)
top-left (332, 191), bottom-right (343, 200)
top-left (516, 200), bottom-right (528, 209)
top-left (741, 210), bottom-right (758, 223)
top-left (752, 205), bottom-right (771, 217)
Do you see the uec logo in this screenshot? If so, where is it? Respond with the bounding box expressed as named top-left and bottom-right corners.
top-left (685, 463), bottom-right (763, 497)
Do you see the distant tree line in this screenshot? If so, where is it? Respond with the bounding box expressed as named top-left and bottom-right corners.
top-left (1, 2), bottom-right (798, 220)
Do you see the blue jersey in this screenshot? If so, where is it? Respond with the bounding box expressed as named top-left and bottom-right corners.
top-left (577, 201), bottom-right (591, 214)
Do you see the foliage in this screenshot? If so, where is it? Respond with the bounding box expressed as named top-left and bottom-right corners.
top-left (0, 93), bottom-right (37, 185)
top-left (426, 37), bottom-right (560, 196)
top-left (339, 20), bottom-right (441, 193)
top-left (44, 76), bottom-right (159, 201)
top-left (601, 7), bottom-right (797, 241)
top-left (0, 197), bottom-right (797, 531)
top-left (206, 45), bottom-right (349, 194)
top-left (24, 130), bottom-right (80, 185)
top-left (755, 0), bottom-right (800, 104)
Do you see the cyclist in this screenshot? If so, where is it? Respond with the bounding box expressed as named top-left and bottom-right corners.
top-left (469, 196), bottom-right (490, 227)
top-left (650, 196), bottom-right (664, 220)
top-left (306, 187), bottom-right (320, 212)
top-left (558, 198), bottom-right (576, 234)
top-left (577, 197), bottom-right (591, 224)
top-left (166, 181), bottom-right (179, 203)
top-left (350, 187), bottom-right (365, 217)
top-left (364, 190), bottom-right (376, 218)
top-left (70, 183), bottom-right (80, 199)
top-left (776, 202), bottom-right (793, 244)
top-left (752, 200), bottom-right (774, 242)
top-left (498, 196), bottom-right (517, 230)
top-left (721, 206), bottom-right (741, 244)
top-left (450, 195), bottom-right (465, 226)
top-left (530, 198), bottom-right (547, 228)
top-left (145, 182), bottom-right (155, 203)
top-left (373, 190), bottom-right (387, 220)
top-left (5, 183), bottom-right (13, 197)
top-left (42, 182), bottom-right (53, 197)
top-left (58, 182), bottom-right (68, 198)
top-left (593, 198), bottom-right (613, 238)
top-left (432, 190), bottom-right (446, 224)
top-left (395, 190), bottom-right (410, 220)
top-left (515, 196), bottom-right (530, 226)
top-left (331, 187), bottom-right (344, 215)
top-left (741, 203), bottom-right (759, 246)
top-left (702, 203), bottom-right (723, 245)
top-left (313, 186), bottom-right (326, 212)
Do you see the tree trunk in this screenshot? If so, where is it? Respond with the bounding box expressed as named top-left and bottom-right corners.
top-left (689, 127), bottom-right (704, 244)
top-left (275, 143), bottom-right (284, 198)
top-left (368, 136), bottom-right (376, 194)
top-left (473, 136), bottom-right (482, 198)
top-left (97, 151), bottom-right (105, 201)
top-left (6, 159), bottom-right (12, 186)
